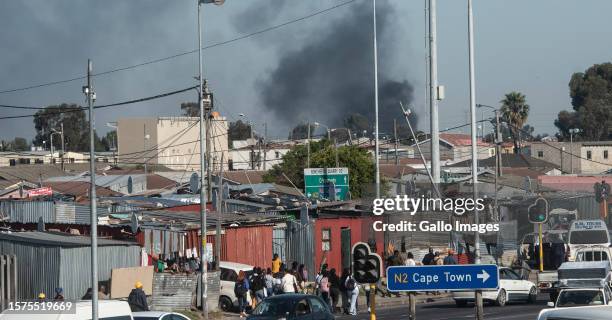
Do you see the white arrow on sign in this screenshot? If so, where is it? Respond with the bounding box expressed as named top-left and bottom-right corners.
top-left (477, 270), bottom-right (490, 283)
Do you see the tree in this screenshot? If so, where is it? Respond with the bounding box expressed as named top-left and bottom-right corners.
top-left (500, 91), bottom-right (530, 153)
top-left (1, 137), bottom-right (30, 151)
top-left (180, 102), bottom-right (199, 117)
top-left (344, 113), bottom-right (370, 134)
top-left (100, 130), bottom-right (117, 151)
top-left (263, 140), bottom-right (376, 198)
top-left (555, 63), bottom-right (612, 140)
top-left (289, 123), bottom-right (317, 140)
top-left (228, 120), bottom-right (252, 146)
top-left (33, 104), bottom-right (92, 151)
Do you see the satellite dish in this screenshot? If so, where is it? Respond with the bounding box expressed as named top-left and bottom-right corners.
top-left (127, 176), bottom-right (133, 194)
top-left (190, 173), bottom-right (199, 194)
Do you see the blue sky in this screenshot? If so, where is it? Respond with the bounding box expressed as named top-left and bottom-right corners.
top-left (0, 0), bottom-right (610, 142)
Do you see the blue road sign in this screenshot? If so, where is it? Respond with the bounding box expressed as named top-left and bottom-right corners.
top-left (387, 265), bottom-right (499, 292)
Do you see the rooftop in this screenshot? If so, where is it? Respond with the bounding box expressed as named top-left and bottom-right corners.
top-left (0, 231), bottom-right (138, 247)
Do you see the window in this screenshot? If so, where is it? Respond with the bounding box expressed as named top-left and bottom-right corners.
top-left (220, 267), bottom-right (238, 282)
top-left (322, 228), bottom-right (331, 251)
top-left (587, 150), bottom-right (592, 159)
top-left (309, 297), bottom-right (328, 313)
top-left (537, 151), bottom-right (544, 158)
top-left (275, 151), bottom-right (280, 159)
top-left (294, 299), bottom-right (311, 316)
top-left (605, 150), bottom-right (609, 159)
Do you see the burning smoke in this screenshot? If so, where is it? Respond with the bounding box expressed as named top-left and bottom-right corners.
top-left (243, 0), bottom-right (416, 132)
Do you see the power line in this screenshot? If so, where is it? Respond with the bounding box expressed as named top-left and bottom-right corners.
top-left (0, 0), bottom-right (358, 95)
top-left (0, 86), bottom-right (197, 120)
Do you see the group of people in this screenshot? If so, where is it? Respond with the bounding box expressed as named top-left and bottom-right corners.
top-left (153, 255), bottom-right (202, 274)
top-left (386, 248), bottom-right (458, 268)
top-left (314, 265), bottom-right (362, 316)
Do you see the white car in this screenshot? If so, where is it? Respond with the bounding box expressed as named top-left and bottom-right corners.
top-left (0, 300), bottom-right (133, 320)
top-left (452, 267), bottom-right (537, 307)
top-left (548, 287), bottom-right (612, 308)
top-left (538, 305), bottom-right (612, 320)
top-left (132, 311), bottom-right (190, 320)
top-left (219, 261), bottom-right (254, 312)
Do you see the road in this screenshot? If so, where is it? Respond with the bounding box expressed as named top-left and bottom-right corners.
top-left (336, 295), bottom-right (549, 320)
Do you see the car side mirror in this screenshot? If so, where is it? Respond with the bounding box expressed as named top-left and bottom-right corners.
top-left (547, 302), bottom-right (555, 308)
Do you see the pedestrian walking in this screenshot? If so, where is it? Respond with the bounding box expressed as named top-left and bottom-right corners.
top-left (422, 247), bottom-right (435, 265)
top-left (281, 269), bottom-right (299, 293)
top-left (320, 270), bottom-right (330, 306)
top-left (234, 271), bottom-right (249, 318)
top-left (434, 252), bottom-right (444, 265)
top-left (329, 268), bottom-right (341, 313)
top-left (404, 252), bottom-right (416, 266)
top-left (264, 268), bottom-right (275, 297)
top-left (249, 267), bottom-right (267, 305)
top-left (339, 268), bottom-right (350, 314)
top-left (127, 282), bottom-right (149, 312)
top-left (272, 254), bottom-right (282, 274)
top-left (444, 249), bottom-right (458, 265)
top-left (345, 273), bottom-right (359, 316)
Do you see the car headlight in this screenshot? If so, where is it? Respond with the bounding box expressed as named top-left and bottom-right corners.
top-left (560, 279), bottom-right (568, 286)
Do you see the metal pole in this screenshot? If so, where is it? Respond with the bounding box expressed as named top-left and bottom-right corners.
top-left (61, 123), bottom-right (65, 171)
top-left (468, 1), bottom-right (483, 319)
top-left (263, 122), bottom-right (267, 170)
top-left (429, 0), bottom-right (440, 183)
top-left (570, 131), bottom-right (574, 174)
top-left (143, 124), bottom-right (148, 187)
top-left (334, 138), bottom-right (339, 168)
top-left (50, 134), bottom-right (54, 164)
top-left (206, 110), bottom-right (213, 199)
top-left (394, 118), bottom-right (399, 165)
top-left (539, 223), bottom-right (544, 272)
top-left (373, 0), bottom-right (381, 198)
top-left (495, 110), bottom-right (503, 177)
top-left (307, 123), bottom-right (311, 168)
top-left (409, 291), bottom-right (416, 320)
top-left (370, 283), bottom-right (376, 320)
top-left (197, 2), bottom-right (209, 318)
top-left (216, 153), bottom-right (223, 269)
top-left (348, 129), bottom-right (353, 145)
top-left (86, 59), bottom-right (99, 320)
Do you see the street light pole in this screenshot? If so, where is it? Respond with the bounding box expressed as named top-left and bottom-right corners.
top-left (569, 128), bottom-right (580, 174)
top-left (429, 0), bottom-right (440, 184)
top-left (84, 59), bottom-right (98, 320)
top-left (197, 1), bottom-right (208, 318)
top-left (60, 123), bottom-right (65, 171)
top-left (467, 1), bottom-right (483, 319)
top-left (373, 0), bottom-right (381, 199)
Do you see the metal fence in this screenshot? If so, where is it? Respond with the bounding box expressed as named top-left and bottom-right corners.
top-left (151, 273), bottom-right (198, 311)
top-left (285, 210), bottom-right (315, 281)
top-left (0, 255), bottom-right (17, 311)
top-left (0, 201), bottom-right (55, 223)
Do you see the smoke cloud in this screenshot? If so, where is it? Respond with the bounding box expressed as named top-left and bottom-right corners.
top-left (248, 1), bottom-right (415, 133)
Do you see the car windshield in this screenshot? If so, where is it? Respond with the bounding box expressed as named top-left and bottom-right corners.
top-left (570, 230), bottom-right (609, 244)
top-left (252, 298), bottom-right (294, 316)
top-left (557, 290), bottom-right (604, 307)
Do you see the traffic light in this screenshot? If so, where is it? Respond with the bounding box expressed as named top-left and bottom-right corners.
top-left (594, 181), bottom-right (611, 203)
top-left (528, 197), bottom-right (549, 223)
top-left (352, 242), bottom-right (382, 284)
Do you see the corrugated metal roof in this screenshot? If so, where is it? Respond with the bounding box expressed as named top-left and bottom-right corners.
top-left (0, 231), bottom-right (138, 247)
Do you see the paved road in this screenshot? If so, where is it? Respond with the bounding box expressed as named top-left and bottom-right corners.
top-left (336, 295), bottom-right (549, 320)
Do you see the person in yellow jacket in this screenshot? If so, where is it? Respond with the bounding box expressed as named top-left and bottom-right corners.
top-left (271, 253), bottom-right (282, 274)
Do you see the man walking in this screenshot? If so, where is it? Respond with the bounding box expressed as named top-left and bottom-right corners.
top-left (127, 281), bottom-right (149, 312)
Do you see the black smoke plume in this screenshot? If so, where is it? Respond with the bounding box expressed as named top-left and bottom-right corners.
top-left (247, 1), bottom-right (416, 133)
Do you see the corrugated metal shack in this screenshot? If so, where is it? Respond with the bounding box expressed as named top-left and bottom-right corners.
top-left (0, 231), bottom-right (140, 300)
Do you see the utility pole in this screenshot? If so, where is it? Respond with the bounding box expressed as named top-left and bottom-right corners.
top-left (307, 123), bottom-right (311, 168)
top-left (373, 0), bottom-right (381, 199)
top-left (263, 122), bottom-right (268, 170)
top-left (143, 124), bottom-right (148, 188)
top-left (206, 94), bottom-right (212, 201)
top-left (250, 121), bottom-right (255, 170)
top-left (334, 138), bottom-right (339, 168)
top-left (197, 1), bottom-right (208, 317)
top-left (429, 0), bottom-right (440, 183)
top-left (84, 59), bottom-right (98, 320)
top-left (467, 1), bottom-right (483, 319)
top-left (569, 128), bottom-right (580, 174)
top-left (60, 123), bottom-right (65, 171)
top-left (215, 153), bottom-right (223, 269)
top-left (394, 118), bottom-right (399, 165)
top-left (495, 110), bottom-right (502, 177)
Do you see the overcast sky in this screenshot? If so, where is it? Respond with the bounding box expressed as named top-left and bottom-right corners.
top-left (1, 0), bottom-right (611, 143)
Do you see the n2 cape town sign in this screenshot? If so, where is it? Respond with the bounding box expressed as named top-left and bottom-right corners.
top-left (387, 265), bottom-right (499, 292)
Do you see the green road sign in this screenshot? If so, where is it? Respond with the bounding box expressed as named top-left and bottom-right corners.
top-left (304, 167), bottom-right (350, 201)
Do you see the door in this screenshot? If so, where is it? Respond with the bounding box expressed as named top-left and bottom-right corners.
top-left (341, 228), bottom-right (352, 271)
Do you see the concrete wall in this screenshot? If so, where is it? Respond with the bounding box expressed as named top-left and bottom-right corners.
top-left (580, 144), bottom-right (612, 174)
top-left (117, 118), bottom-right (159, 166)
top-left (529, 142), bottom-right (579, 173)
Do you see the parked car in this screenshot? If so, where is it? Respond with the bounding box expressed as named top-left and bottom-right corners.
top-left (538, 305), bottom-right (612, 320)
top-left (547, 287), bottom-right (612, 308)
top-left (133, 311), bottom-right (190, 320)
top-left (0, 300), bottom-right (133, 320)
top-left (219, 261), bottom-right (254, 312)
top-left (452, 267), bottom-right (537, 307)
top-left (247, 294), bottom-right (334, 320)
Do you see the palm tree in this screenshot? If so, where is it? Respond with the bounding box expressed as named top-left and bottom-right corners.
top-left (500, 91), bottom-right (530, 153)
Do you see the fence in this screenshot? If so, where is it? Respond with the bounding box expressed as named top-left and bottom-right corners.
top-left (0, 255), bottom-right (17, 311)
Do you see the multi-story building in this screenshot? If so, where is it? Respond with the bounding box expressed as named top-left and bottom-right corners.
top-left (229, 139), bottom-right (294, 171)
top-left (528, 141), bottom-right (612, 174)
top-left (117, 115), bottom-right (228, 171)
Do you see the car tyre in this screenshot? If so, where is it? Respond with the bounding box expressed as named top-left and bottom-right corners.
top-left (219, 296), bottom-right (234, 312)
top-left (495, 289), bottom-right (507, 307)
top-left (527, 287), bottom-right (537, 304)
top-left (455, 300), bottom-right (468, 308)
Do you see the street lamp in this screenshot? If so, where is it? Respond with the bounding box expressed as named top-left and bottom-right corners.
top-left (569, 128), bottom-right (581, 174)
top-left (330, 128), bottom-right (353, 145)
top-left (50, 129), bottom-right (62, 164)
